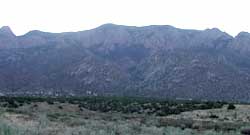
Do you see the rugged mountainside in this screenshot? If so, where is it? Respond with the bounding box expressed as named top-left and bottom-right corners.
top-left (1, 24), bottom-right (250, 101)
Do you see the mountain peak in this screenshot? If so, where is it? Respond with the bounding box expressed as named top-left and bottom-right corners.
top-left (204, 28), bottom-right (223, 33)
top-left (25, 30), bottom-right (44, 36)
top-left (100, 23), bottom-right (116, 26)
top-left (0, 26), bottom-right (15, 36)
top-left (236, 32), bottom-right (250, 38)
top-left (98, 23), bottom-right (119, 28)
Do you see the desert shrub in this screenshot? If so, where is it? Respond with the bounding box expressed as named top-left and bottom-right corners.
top-left (46, 100), bottom-right (54, 105)
top-left (33, 104), bottom-right (38, 108)
top-left (6, 100), bottom-right (19, 108)
top-left (209, 114), bottom-right (219, 119)
top-left (47, 113), bottom-right (60, 121)
top-left (227, 104), bottom-right (236, 110)
top-left (156, 111), bottom-right (168, 116)
top-left (58, 106), bottom-right (63, 109)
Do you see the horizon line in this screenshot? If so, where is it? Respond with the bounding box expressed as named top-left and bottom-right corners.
top-left (0, 23), bottom-right (249, 38)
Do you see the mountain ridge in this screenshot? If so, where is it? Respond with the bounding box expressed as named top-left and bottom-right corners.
top-left (1, 24), bottom-right (245, 38)
top-left (0, 24), bottom-right (250, 102)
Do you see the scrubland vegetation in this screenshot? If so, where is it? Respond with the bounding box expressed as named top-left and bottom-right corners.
top-left (0, 96), bottom-right (249, 135)
top-left (0, 96), bottom-right (224, 116)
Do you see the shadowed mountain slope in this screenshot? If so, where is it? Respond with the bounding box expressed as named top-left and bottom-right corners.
top-left (0, 24), bottom-right (250, 102)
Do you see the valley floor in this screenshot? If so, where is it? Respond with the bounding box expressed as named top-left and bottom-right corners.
top-left (0, 98), bottom-right (249, 135)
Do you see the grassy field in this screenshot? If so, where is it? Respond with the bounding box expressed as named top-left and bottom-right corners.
top-left (0, 97), bottom-right (249, 135)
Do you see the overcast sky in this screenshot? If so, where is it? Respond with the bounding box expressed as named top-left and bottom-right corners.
top-left (0, 0), bottom-right (249, 36)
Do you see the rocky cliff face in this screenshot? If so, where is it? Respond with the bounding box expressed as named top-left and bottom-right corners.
top-left (0, 24), bottom-right (250, 101)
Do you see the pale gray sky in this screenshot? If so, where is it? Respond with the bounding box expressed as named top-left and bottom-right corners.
top-left (0, 0), bottom-right (249, 36)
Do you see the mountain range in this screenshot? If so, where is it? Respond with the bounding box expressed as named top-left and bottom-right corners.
top-left (1, 24), bottom-right (250, 102)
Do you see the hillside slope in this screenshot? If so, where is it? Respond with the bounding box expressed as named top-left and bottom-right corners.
top-left (0, 24), bottom-right (250, 101)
